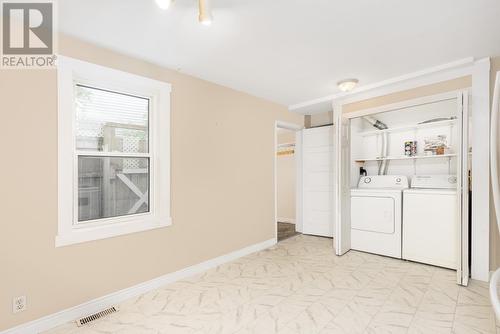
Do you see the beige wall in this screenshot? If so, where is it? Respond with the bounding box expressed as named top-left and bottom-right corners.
top-left (343, 76), bottom-right (472, 113)
top-left (491, 56), bottom-right (500, 270)
top-left (277, 131), bottom-right (296, 221)
top-left (0, 35), bottom-right (303, 330)
top-left (309, 111), bottom-right (333, 128)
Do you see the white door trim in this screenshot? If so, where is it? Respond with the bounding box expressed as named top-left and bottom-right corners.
top-left (470, 58), bottom-right (491, 281)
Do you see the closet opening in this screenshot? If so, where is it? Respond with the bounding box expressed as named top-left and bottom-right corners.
top-left (344, 91), bottom-right (471, 285)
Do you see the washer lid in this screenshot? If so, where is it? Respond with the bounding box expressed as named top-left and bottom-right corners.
top-left (404, 188), bottom-right (457, 195)
top-left (351, 188), bottom-right (403, 196)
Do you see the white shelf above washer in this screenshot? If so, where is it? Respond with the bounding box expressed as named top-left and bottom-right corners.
top-left (357, 119), bottom-right (456, 137)
top-left (355, 153), bottom-right (457, 163)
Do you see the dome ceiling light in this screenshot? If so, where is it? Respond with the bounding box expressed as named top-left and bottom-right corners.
top-left (337, 78), bottom-right (359, 92)
top-left (155, 0), bottom-right (213, 26)
top-left (155, 0), bottom-right (173, 10)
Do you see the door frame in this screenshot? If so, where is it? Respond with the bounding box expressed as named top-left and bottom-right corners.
top-left (274, 121), bottom-right (304, 242)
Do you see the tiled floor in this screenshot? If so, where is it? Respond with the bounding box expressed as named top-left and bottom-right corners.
top-left (46, 235), bottom-right (499, 334)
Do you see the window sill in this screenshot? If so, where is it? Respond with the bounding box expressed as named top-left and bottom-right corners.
top-left (55, 217), bottom-right (172, 247)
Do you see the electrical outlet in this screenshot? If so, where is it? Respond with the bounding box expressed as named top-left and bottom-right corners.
top-left (12, 296), bottom-right (26, 313)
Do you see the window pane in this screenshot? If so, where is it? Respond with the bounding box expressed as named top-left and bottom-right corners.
top-left (75, 85), bottom-right (149, 153)
top-left (78, 156), bottom-right (150, 223)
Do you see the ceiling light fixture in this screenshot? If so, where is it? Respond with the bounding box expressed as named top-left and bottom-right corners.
top-left (155, 0), bottom-right (213, 25)
top-left (337, 79), bottom-right (359, 92)
top-left (198, 0), bottom-right (213, 26)
top-left (155, 0), bottom-right (173, 10)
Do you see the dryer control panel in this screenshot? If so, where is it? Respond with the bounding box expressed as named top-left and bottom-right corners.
top-left (410, 175), bottom-right (457, 189)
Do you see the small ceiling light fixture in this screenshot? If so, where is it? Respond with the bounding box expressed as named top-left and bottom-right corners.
top-left (198, 0), bottom-right (213, 26)
top-left (155, 0), bottom-right (173, 10)
top-left (155, 0), bottom-right (213, 25)
top-left (337, 78), bottom-right (359, 92)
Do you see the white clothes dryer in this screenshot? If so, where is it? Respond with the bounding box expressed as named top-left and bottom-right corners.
top-left (350, 175), bottom-right (409, 258)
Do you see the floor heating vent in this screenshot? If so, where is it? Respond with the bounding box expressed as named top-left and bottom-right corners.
top-left (76, 306), bottom-right (118, 326)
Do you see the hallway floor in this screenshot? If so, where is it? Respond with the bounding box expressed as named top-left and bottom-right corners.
top-left (277, 222), bottom-right (300, 241)
top-left (46, 235), bottom-right (499, 334)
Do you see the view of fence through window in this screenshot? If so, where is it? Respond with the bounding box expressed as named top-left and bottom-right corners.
top-left (75, 85), bottom-right (150, 223)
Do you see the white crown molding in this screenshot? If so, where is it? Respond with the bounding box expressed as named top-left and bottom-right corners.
top-left (289, 57), bottom-right (476, 114)
top-left (1, 238), bottom-right (277, 334)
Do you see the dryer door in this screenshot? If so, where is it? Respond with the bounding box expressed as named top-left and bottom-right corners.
top-left (351, 196), bottom-right (395, 234)
top-left (350, 192), bottom-right (402, 258)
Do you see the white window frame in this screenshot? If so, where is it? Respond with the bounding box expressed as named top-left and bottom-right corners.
top-left (56, 56), bottom-right (171, 247)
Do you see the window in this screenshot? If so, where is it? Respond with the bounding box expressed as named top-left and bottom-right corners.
top-left (57, 56), bottom-right (171, 247)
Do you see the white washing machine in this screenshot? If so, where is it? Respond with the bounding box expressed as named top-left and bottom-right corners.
top-left (351, 175), bottom-right (409, 258)
top-left (403, 175), bottom-right (458, 269)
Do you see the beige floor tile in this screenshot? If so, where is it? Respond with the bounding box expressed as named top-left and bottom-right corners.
top-left (408, 316), bottom-right (452, 334)
top-left (317, 288), bottom-right (357, 316)
top-left (453, 304), bottom-right (497, 334)
top-left (42, 236), bottom-right (498, 334)
top-left (284, 302), bottom-right (336, 334)
top-left (364, 323), bottom-right (409, 334)
top-left (458, 280), bottom-right (491, 306)
top-left (319, 321), bottom-right (356, 334)
top-left (368, 308), bottom-right (414, 329)
top-left (326, 299), bottom-right (378, 334)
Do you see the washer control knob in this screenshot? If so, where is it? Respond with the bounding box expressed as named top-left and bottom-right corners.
top-left (448, 176), bottom-right (457, 184)
top-left (396, 177), bottom-right (402, 183)
top-left (364, 177), bottom-right (371, 184)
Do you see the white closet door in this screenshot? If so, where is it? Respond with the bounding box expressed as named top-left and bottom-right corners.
top-left (302, 126), bottom-right (334, 237)
top-left (334, 112), bottom-right (351, 255)
top-left (457, 90), bottom-right (470, 286)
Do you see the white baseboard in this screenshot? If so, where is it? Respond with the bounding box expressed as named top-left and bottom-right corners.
top-left (277, 217), bottom-right (296, 224)
top-left (1, 238), bottom-right (276, 334)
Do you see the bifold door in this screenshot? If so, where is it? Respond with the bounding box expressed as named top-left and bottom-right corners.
top-left (334, 110), bottom-right (351, 255)
top-left (457, 91), bottom-right (470, 286)
top-left (301, 126), bottom-right (334, 237)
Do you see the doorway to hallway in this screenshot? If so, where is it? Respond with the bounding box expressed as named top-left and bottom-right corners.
top-left (275, 122), bottom-right (302, 242)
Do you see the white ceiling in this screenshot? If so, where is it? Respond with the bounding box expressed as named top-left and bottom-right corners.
top-left (58, 0), bottom-right (500, 110)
